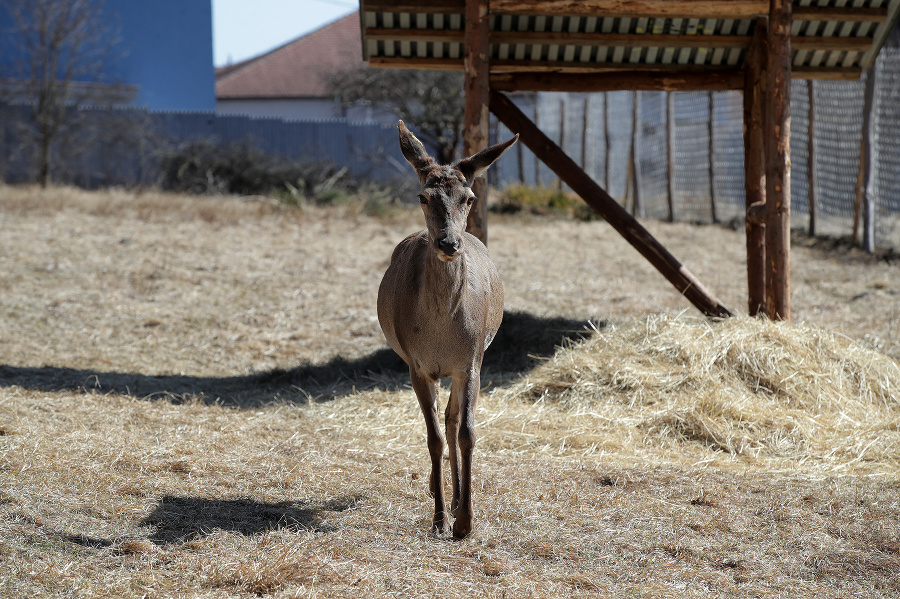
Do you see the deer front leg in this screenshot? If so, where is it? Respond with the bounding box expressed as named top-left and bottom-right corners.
top-left (452, 369), bottom-right (480, 539)
top-left (445, 380), bottom-right (461, 516)
top-left (410, 368), bottom-right (449, 533)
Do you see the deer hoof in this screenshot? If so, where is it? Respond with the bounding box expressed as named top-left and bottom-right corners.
top-left (452, 518), bottom-right (472, 539)
top-left (431, 514), bottom-right (450, 534)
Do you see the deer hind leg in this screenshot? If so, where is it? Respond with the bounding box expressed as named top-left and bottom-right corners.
top-left (452, 368), bottom-right (480, 539)
top-left (410, 368), bottom-right (449, 533)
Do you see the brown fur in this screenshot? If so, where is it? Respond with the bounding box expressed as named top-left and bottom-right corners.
top-left (377, 121), bottom-right (517, 538)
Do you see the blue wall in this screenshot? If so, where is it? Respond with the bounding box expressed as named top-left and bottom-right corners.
top-left (0, 0), bottom-right (215, 111)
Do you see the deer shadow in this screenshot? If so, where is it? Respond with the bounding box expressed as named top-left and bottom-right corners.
top-left (11, 494), bottom-right (364, 550)
top-left (0, 311), bottom-right (602, 407)
top-left (140, 494), bottom-right (363, 545)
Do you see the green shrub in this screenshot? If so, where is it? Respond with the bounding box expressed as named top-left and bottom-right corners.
top-left (493, 184), bottom-right (600, 221)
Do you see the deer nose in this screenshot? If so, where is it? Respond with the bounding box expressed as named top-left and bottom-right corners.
top-left (436, 237), bottom-right (460, 256)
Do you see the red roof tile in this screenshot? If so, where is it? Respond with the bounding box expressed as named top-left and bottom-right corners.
top-left (215, 11), bottom-right (362, 99)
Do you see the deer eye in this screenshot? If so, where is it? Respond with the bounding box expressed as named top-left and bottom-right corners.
top-left (418, 193), bottom-right (428, 205)
top-left (465, 194), bottom-right (475, 207)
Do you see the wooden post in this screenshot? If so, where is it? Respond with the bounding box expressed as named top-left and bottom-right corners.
top-left (806, 79), bottom-right (818, 237)
top-left (744, 19), bottom-right (767, 317)
top-left (464, 0), bottom-right (490, 243)
top-left (861, 64), bottom-right (877, 253)
top-left (631, 91), bottom-right (643, 217)
top-left (708, 91), bottom-right (718, 223)
top-left (666, 92), bottom-right (676, 222)
top-left (490, 90), bottom-right (732, 318)
top-left (765, 0), bottom-right (791, 321)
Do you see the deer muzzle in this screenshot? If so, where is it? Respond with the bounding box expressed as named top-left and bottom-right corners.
top-left (435, 236), bottom-right (462, 262)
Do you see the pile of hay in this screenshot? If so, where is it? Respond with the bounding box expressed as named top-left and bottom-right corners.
top-left (492, 314), bottom-right (900, 474)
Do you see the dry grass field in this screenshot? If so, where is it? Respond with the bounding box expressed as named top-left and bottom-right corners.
top-left (1, 185), bottom-right (899, 598)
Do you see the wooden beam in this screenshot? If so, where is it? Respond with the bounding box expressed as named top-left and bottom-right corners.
top-left (765, 0), bottom-right (792, 322)
top-left (790, 36), bottom-right (871, 53)
top-left (792, 67), bottom-right (862, 81)
top-left (369, 56), bottom-right (867, 81)
top-left (367, 29), bottom-right (753, 49)
top-left (366, 27), bottom-right (871, 53)
top-left (464, 0), bottom-right (491, 243)
top-left (792, 6), bottom-right (889, 23)
top-left (369, 57), bottom-right (463, 70)
top-left (370, 58), bottom-right (868, 82)
top-left (744, 19), bottom-right (766, 317)
top-left (490, 0), bottom-right (768, 19)
top-left (362, 0), bottom-right (463, 13)
top-left (365, 29), bottom-right (464, 44)
top-left (490, 31), bottom-right (751, 49)
top-left (489, 90), bottom-right (732, 318)
top-left (490, 70), bottom-right (744, 92)
top-left (363, 0), bottom-right (887, 21)
top-left (489, 60), bottom-right (742, 73)
top-left (372, 56), bottom-right (753, 74)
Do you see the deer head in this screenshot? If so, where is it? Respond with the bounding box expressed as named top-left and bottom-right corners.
top-left (398, 120), bottom-right (517, 262)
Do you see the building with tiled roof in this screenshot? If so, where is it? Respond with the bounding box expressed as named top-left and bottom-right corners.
top-left (215, 11), bottom-right (363, 121)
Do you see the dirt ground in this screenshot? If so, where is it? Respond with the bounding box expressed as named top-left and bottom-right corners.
top-left (1, 186), bottom-right (899, 598)
top-left (1, 186), bottom-right (896, 378)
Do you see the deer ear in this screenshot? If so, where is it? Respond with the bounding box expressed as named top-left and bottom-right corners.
top-left (456, 134), bottom-right (519, 182)
top-left (398, 121), bottom-right (437, 184)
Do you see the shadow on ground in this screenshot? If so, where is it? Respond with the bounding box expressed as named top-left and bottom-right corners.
top-left (8, 495), bottom-right (364, 550)
top-left (0, 311), bottom-right (602, 407)
top-left (140, 494), bottom-right (363, 545)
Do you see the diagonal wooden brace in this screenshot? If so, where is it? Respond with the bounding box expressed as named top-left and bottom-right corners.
top-left (489, 90), bottom-right (732, 318)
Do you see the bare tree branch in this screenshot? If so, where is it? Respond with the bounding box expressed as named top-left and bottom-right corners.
top-left (328, 67), bottom-right (465, 164)
top-left (1, 0), bottom-right (129, 186)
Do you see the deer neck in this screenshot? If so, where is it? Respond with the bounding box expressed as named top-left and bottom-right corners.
top-left (423, 247), bottom-right (468, 315)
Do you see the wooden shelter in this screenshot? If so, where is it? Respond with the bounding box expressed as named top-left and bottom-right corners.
top-left (360, 0), bottom-right (900, 320)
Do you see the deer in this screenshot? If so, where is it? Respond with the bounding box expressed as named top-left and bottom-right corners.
top-left (377, 121), bottom-right (518, 538)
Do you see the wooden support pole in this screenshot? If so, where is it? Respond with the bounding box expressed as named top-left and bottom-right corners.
top-left (464, 0), bottom-right (490, 243)
top-left (744, 19), bottom-right (767, 317)
top-left (765, 0), bottom-right (792, 321)
top-left (806, 79), bottom-right (818, 237)
top-left (490, 90), bottom-right (732, 318)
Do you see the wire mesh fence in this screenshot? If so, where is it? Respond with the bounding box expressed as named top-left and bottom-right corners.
top-left (491, 53), bottom-right (900, 250)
